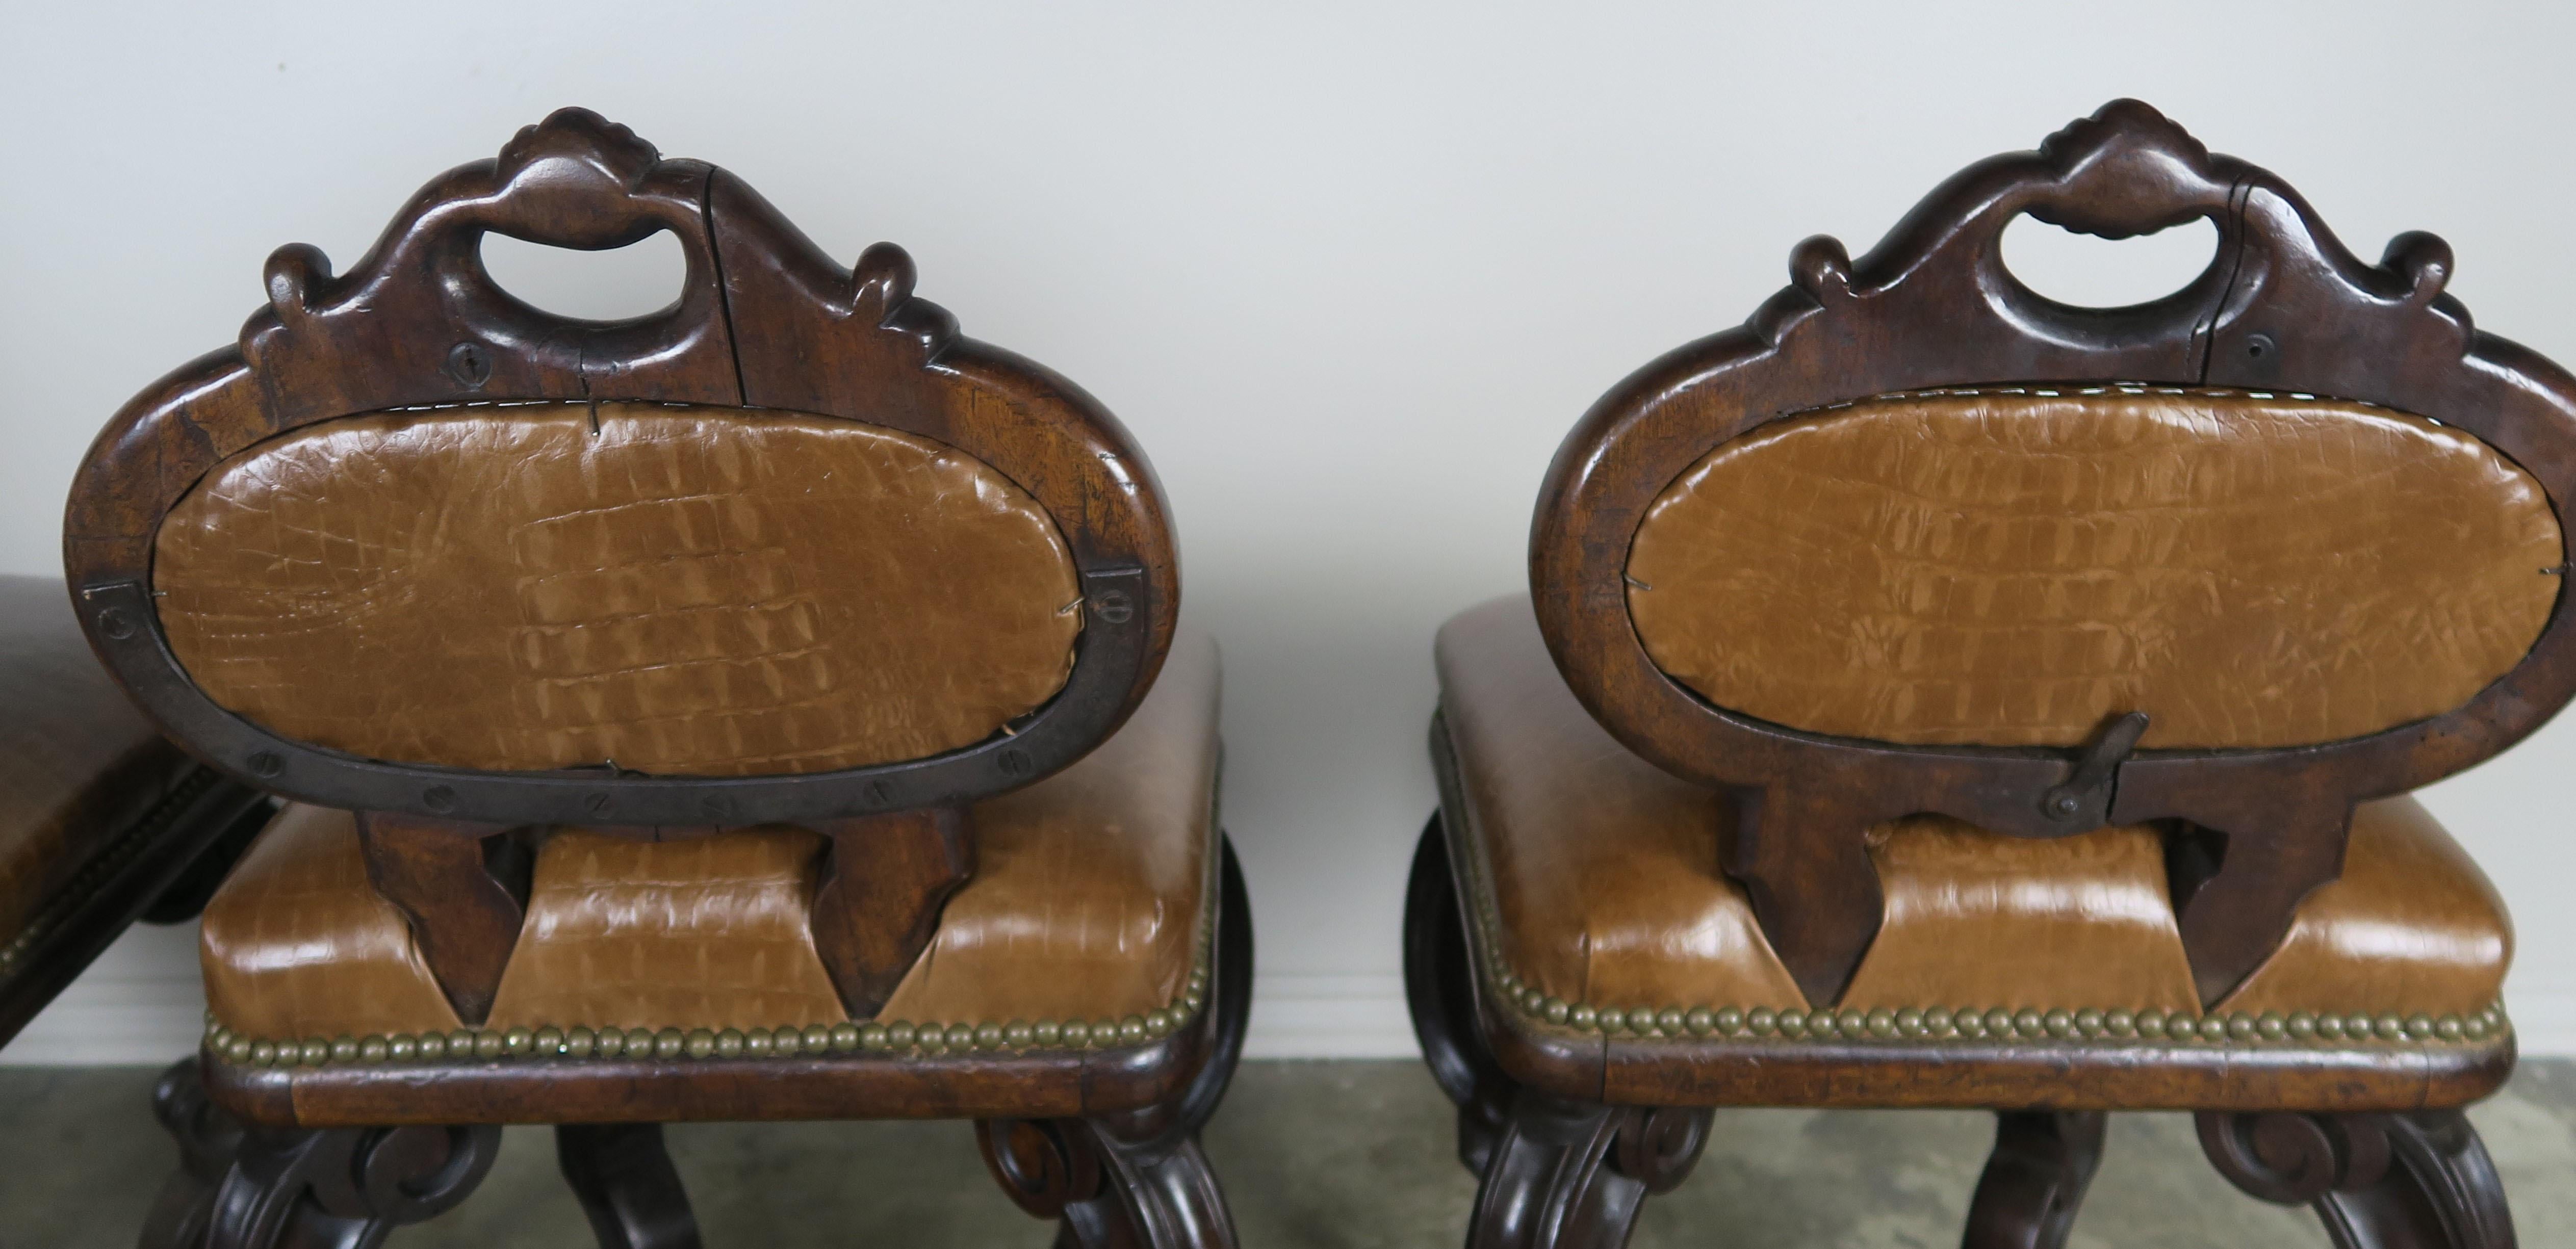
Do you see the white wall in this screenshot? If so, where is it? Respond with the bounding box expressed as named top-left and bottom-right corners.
top-left (7, 1), bottom-right (2575, 1063)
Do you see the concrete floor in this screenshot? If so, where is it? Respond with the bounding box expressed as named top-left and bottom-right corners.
top-left (8, 1060), bottom-right (2572, 1247)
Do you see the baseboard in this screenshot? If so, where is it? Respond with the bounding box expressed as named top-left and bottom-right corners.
top-left (11, 960), bottom-right (2568, 1067)
top-left (2505, 982), bottom-right (2576, 1058)
top-left (0, 975), bottom-right (205, 1066)
top-left (1243, 974), bottom-right (1419, 1059)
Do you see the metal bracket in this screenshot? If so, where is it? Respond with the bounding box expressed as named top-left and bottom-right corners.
top-left (2039, 711), bottom-right (2151, 825)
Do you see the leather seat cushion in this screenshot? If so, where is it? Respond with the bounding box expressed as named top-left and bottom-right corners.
top-left (0, 575), bottom-right (200, 961)
top-left (199, 630), bottom-right (1219, 1063)
top-left (1436, 596), bottom-right (2512, 1052)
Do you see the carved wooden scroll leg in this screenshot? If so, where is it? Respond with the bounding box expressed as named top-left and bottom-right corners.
top-left (140, 1058), bottom-right (500, 1249)
top-left (140, 1059), bottom-right (241, 1249)
top-left (353, 812), bottom-right (527, 1024)
top-left (1403, 814), bottom-right (1515, 1172)
top-left (1961, 1110), bottom-right (2107, 1249)
top-left (1725, 785), bottom-right (1887, 1007)
top-left (1467, 1094), bottom-right (1713, 1249)
top-left (2172, 806), bottom-right (2350, 1005)
top-left (975, 835), bottom-right (1252, 1249)
top-left (809, 807), bottom-right (974, 1017)
top-left (978, 1117), bottom-right (1241, 1249)
top-left (2197, 1109), bottom-right (2516, 1248)
top-left (556, 1123), bottom-right (702, 1249)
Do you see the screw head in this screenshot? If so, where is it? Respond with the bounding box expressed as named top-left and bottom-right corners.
top-left (248, 751), bottom-right (285, 779)
top-left (445, 342), bottom-right (491, 388)
top-left (97, 608), bottom-right (135, 640)
top-left (422, 785), bottom-right (457, 813)
top-left (1092, 589), bottom-right (1134, 625)
top-left (2046, 791), bottom-right (2081, 818)
top-left (999, 748), bottom-right (1033, 777)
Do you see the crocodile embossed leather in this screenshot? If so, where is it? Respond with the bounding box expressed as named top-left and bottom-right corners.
top-left (198, 631), bottom-right (1219, 1045)
top-left (1439, 596), bottom-right (2510, 1026)
top-left (1626, 387), bottom-right (2563, 750)
top-left (1410, 103), bottom-right (2568, 1247)
top-left (152, 402), bottom-right (1083, 775)
top-left (79, 109), bottom-right (1244, 1244)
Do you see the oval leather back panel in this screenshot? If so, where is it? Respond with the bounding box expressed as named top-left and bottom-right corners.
top-left (1625, 387), bottom-right (2565, 750)
top-left (153, 403), bottom-right (1083, 776)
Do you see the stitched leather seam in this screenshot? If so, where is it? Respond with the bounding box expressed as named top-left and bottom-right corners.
top-left (1448, 800), bottom-right (2508, 1052)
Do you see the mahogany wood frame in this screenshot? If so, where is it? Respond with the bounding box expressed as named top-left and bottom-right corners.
top-left (1528, 98), bottom-right (2576, 1008)
top-left (1407, 809), bottom-right (2519, 1249)
top-left (149, 839), bottom-right (1254, 1249)
top-left (66, 106), bottom-right (1178, 832)
top-left (61, 107), bottom-right (1185, 1025)
top-left (1419, 714), bottom-right (2516, 1117)
top-left (86, 109), bottom-right (1244, 1249)
top-left (1416, 97), bottom-right (2542, 1249)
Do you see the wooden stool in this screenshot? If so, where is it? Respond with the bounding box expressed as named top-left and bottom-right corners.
top-left (66, 109), bottom-right (1247, 1249)
top-left (1406, 100), bottom-right (2553, 1249)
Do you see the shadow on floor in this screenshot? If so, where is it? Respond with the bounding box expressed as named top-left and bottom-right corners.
top-left (5, 1059), bottom-right (2571, 1246)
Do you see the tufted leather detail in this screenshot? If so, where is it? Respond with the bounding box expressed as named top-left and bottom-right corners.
top-left (1626, 388), bottom-right (2564, 749)
top-left (1436, 595), bottom-right (2510, 1025)
top-left (152, 403), bottom-right (1083, 776)
top-left (484, 829), bottom-right (848, 1034)
top-left (880, 627), bottom-right (1217, 1026)
top-left (1838, 815), bottom-right (2201, 1017)
top-left (201, 803), bottom-right (467, 1040)
top-left (199, 630), bottom-right (1219, 1046)
top-left (0, 576), bottom-right (198, 952)
top-left (2221, 796), bottom-right (2511, 1020)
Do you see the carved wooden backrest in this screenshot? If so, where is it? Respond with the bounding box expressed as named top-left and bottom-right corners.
top-left (63, 109), bottom-right (1179, 1023)
top-left (1529, 100), bottom-right (2576, 1007)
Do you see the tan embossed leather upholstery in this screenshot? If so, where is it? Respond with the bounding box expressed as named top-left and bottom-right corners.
top-left (0, 576), bottom-right (200, 954)
top-left (200, 803), bottom-right (467, 1039)
top-left (1626, 388), bottom-right (2563, 749)
top-left (2222, 795), bottom-right (2512, 1020)
top-left (1436, 595), bottom-right (2510, 1023)
top-left (486, 829), bottom-right (849, 1033)
top-left (152, 403), bottom-right (1083, 776)
top-left (201, 630), bottom-right (1218, 1045)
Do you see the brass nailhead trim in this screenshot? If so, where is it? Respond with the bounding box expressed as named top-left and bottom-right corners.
top-left (209, 958), bottom-right (1212, 1071)
top-left (207, 843), bottom-right (1221, 1071)
top-left (1449, 813), bottom-right (2510, 1052)
top-left (0, 769), bottom-right (227, 979)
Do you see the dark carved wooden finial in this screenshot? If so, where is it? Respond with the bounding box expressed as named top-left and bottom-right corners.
top-left (851, 240), bottom-right (961, 363)
top-left (1784, 235), bottom-right (1854, 310)
top-left (495, 107), bottom-right (661, 189)
top-left (2383, 230), bottom-right (2457, 307)
top-left (2023, 98), bottom-right (2230, 240)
